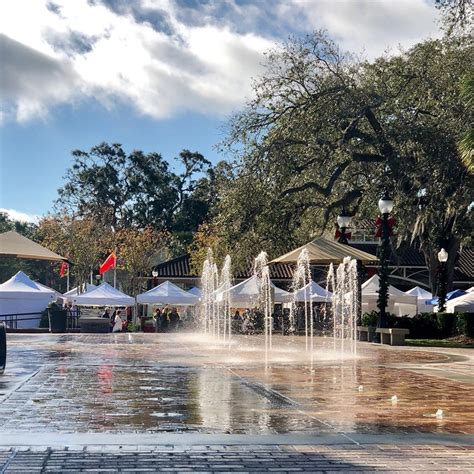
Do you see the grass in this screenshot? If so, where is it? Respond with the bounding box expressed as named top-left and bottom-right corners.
top-left (406, 338), bottom-right (474, 349)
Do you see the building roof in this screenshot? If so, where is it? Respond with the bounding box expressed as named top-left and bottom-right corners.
top-left (153, 254), bottom-right (295, 280)
top-left (270, 237), bottom-right (378, 265)
top-left (0, 230), bottom-right (66, 262)
top-left (152, 243), bottom-right (473, 283)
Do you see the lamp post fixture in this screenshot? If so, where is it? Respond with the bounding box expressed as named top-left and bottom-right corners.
top-left (377, 193), bottom-right (394, 329)
top-left (336, 209), bottom-right (352, 245)
top-left (95, 274), bottom-right (102, 285)
top-left (152, 270), bottom-right (158, 288)
top-left (437, 248), bottom-right (448, 313)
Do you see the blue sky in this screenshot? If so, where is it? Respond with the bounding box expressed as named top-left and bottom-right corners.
top-left (0, 0), bottom-right (441, 221)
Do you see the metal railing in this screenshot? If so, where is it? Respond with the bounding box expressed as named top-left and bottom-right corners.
top-left (0, 309), bottom-right (81, 330)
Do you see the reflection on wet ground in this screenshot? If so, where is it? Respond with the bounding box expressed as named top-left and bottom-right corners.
top-left (1, 333), bottom-right (473, 436)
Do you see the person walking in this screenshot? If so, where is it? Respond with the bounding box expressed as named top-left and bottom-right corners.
top-left (112, 310), bottom-right (123, 333)
top-left (169, 307), bottom-right (180, 331)
top-left (154, 307), bottom-right (162, 332)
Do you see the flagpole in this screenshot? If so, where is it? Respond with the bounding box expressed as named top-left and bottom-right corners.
top-left (113, 250), bottom-right (117, 288)
top-left (67, 265), bottom-right (70, 292)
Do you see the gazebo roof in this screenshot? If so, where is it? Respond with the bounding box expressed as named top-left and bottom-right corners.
top-left (0, 230), bottom-right (66, 262)
top-left (270, 237), bottom-right (378, 265)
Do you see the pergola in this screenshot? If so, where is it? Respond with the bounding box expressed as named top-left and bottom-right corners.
top-left (0, 230), bottom-right (67, 262)
top-left (270, 237), bottom-right (378, 265)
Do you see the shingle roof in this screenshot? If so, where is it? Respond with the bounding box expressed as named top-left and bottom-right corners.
top-left (152, 245), bottom-right (473, 281)
top-left (153, 254), bottom-right (295, 280)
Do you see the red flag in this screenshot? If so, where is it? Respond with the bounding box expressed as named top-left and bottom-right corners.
top-left (99, 253), bottom-right (116, 275)
top-left (59, 261), bottom-right (68, 278)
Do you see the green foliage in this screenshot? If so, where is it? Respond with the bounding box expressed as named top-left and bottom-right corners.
top-left (436, 312), bottom-right (456, 337)
top-left (361, 311), bottom-right (378, 327)
top-left (456, 313), bottom-right (474, 337)
top-left (56, 143), bottom-right (213, 239)
top-left (215, 32), bottom-right (474, 283)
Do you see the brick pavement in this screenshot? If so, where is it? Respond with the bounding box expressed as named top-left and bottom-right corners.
top-left (1, 334), bottom-right (473, 472)
top-left (1, 444), bottom-right (474, 473)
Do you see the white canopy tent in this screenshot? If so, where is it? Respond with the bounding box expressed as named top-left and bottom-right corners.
top-left (293, 281), bottom-right (332, 302)
top-left (216, 275), bottom-right (292, 306)
top-left (361, 275), bottom-right (417, 317)
top-left (137, 281), bottom-right (199, 305)
top-left (446, 292), bottom-right (474, 313)
top-left (405, 286), bottom-right (435, 315)
top-left (0, 271), bottom-right (56, 328)
top-left (35, 282), bottom-right (63, 303)
top-left (63, 283), bottom-right (97, 301)
top-left (72, 282), bottom-right (134, 306)
top-left (188, 287), bottom-right (202, 298)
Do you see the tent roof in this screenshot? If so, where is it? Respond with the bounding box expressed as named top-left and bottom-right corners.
top-left (35, 281), bottom-right (63, 300)
top-left (293, 281), bottom-right (333, 302)
top-left (63, 283), bottom-right (97, 297)
top-left (362, 275), bottom-right (417, 304)
top-left (270, 237), bottom-right (378, 265)
top-left (447, 291), bottom-right (474, 313)
top-left (0, 231), bottom-right (66, 262)
top-left (426, 289), bottom-right (466, 306)
top-left (72, 282), bottom-right (134, 306)
top-left (137, 281), bottom-right (199, 305)
top-left (188, 287), bottom-right (202, 297)
top-left (405, 286), bottom-right (433, 300)
top-left (0, 271), bottom-right (56, 300)
top-left (217, 275), bottom-right (292, 305)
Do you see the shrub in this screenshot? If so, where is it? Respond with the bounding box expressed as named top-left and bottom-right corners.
top-left (436, 312), bottom-right (456, 338)
top-left (409, 313), bottom-right (439, 339)
top-left (361, 311), bottom-right (378, 327)
top-left (456, 313), bottom-right (474, 337)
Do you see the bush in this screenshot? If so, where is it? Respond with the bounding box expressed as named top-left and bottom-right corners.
top-left (361, 311), bottom-right (378, 327)
top-left (436, 312), bottom-right (456, 338)
top-left (409, 313), bottom-right (439, 339)
top-left (456, 313), bottom-right (474, 337)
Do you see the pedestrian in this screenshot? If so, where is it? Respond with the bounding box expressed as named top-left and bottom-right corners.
top-left (154, 307), bottom-right (162, 332)
top-left (101, 308), bottom-right (110, 319)
top-left (169, 307), bottom-right (180, 331)
top-left (112, 310), bottom-right (123, 333)
top-left (161, 307), bottom-right (170, 332)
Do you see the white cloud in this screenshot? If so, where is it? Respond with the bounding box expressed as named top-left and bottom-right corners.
top-left (0, 0), bottom-right (442, 123)
top-left (0, 208), bottom-right (41, 224)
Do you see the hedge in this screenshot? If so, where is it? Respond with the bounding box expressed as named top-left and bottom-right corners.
top-left (361, 311), bottom-right (473, 339)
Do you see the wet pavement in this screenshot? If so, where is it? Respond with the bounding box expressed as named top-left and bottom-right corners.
top-left (0, 333), bottom-right (473, 472)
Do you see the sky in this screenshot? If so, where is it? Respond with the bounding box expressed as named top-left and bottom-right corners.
top-left (0, 0), bottom-right (442, 222)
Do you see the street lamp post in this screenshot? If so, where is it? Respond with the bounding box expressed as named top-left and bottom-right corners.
top-left (95, 274), bottom-right (102, 285)
top-left (437, 248), bottom-right (448, 313)
top-left (377, 193), bottom-right (394, 329)
top-left (336, 208), bottom-right (352, 245)
top-left (152, 270), bottom-right (158, 288)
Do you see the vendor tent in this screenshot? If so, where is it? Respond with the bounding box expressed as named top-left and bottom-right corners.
top-left (361, 275), bottom-right (417, 316)
top-left (35, 282), bottom-right (63, 302)
top-left (137, 281), bottom-right (199, 305)
top-left (188, 287), bottom-right (202, 298)
top-left (426, 289), bottom-right (466, 307)
top-left (405, 286), bottom-right (434, 315)
top-left (0, 271), bottom-right (55, 328)
top-left (216, 275), bottom-right (292, 306)
top-left (270, 237), bottom-right (378, 265)
top-left (72, 282), bottom-right (134, 306)
top-left (293, 281), bottom-right (333, 302)
top-left (63, 283), bottom-right (97, 302)
top-left (0, 230), bottom-right (66, 261)
top-left (446, 291), bottom-right (474, 313)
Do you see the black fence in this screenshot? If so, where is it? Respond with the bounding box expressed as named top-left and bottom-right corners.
top-left (0, 309), bottom-right (81, 330)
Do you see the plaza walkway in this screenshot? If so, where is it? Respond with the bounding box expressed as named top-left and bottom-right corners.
top-left (0, 333), bottom-right (473, 472)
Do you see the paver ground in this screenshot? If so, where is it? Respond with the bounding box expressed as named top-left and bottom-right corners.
top-left (1, 333), bottom-right (473, 472)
